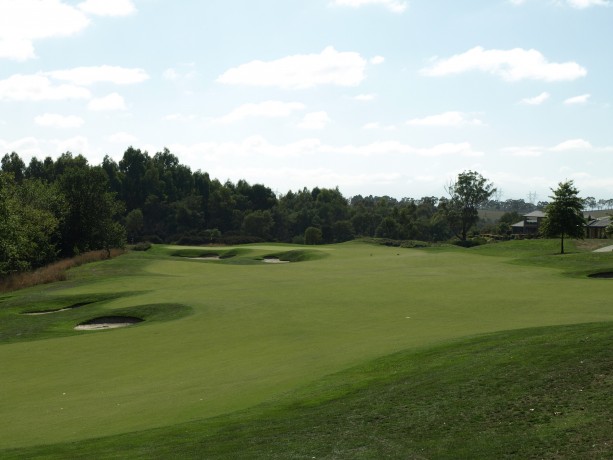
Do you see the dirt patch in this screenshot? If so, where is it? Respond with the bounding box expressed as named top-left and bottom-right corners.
top-left (75, 316), bottom-right (143, 330)
top-left (588, 272), bottom-right (613, 279)
top-left (23, 302), bottom-right (93, 316)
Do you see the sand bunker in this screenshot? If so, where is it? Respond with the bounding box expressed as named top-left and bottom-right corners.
top-left (188, 256), bottom-right (220, 260)
top-left (75, 316), bottom-right (143, 330)
top-left (263, 258), bottom-right (289, 264)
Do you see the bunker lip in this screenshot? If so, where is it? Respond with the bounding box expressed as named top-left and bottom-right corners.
top-left (75, 316), bottom-right (143, 330)
top-left (587, 272), bottom-right (613, 279)
top-left (22, 302), bottom-right (93, 316)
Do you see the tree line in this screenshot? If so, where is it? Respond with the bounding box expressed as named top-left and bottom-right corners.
top-left (0, 146), bottom-right (530, 276)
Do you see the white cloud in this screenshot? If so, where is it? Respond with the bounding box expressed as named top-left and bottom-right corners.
top-left (330, 0), bottom-right (408, 13)
top-left (46, 66), bottom-right (149, 86)
top-left (162, 64), bottom-right (198, 81)
top-left (520, 92), bottom-right (550, 105)
top-left (502, 146), bottom-right (544, 157)
top-left (370, 56), bottom-right (385, 65)
top-left (0, 0), bottom-right (90, 60)
top-left (564, 0), bottom-right (609, 8)
top-left (510, 0), bottom-right (609, 7)
top-left (329, 141), bottom-right (483, 157)
top-left (406, 111), bottom-right (483, 126)
top-left (108, 131), bottom-right (138, 144)
top-left (217, 101), bottom-right (306, 123)
top-left (422, 46), bottom-right (587, 82)
top-left (164, 113), bottom-right (198, 122)
top-left (504, 138), bottom-right (594, 156)
top-left (78, 0), bottom-right (136, 16)
top-left (34, 113), bottom-right (84, 128)
top-left (564, 93), bottom-right (590, 105)
top-left (162, 68), bottom-right (180, 81)
top-left (551, 138), bottom-right (593, 151)
top-left (52, 136), bottom-right (90, 155)
top-left (217, 46), bottom-right (367, 89)
top-left (298, 111), bottom-right (332, 130)
top-left (414, 142), bottom-right (484, 157)
top-left (354, 93), bottom-right (376, 101)
top-left (166, 136), bottom-right (323, 161)
top-left (87, 92), bottom-right (127, 111)
top-left (362, 122), bottom-right (396, 130)
top-left (164, 137), bottom-right (482, 161)
top-left (0, 137), bottom-right (44, 157)
top-left (0, 74), bottom-right (90, 101)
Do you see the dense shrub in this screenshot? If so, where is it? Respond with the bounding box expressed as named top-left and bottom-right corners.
top-left (131, 242), bottom-right (152, 251)
top-left (304, 227), bottom-right (323, 245)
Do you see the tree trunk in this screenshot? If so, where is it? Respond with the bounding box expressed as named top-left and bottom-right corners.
top-left (560, 234), bottom-right (565, 254)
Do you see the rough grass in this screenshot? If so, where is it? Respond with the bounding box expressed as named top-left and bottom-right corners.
top-left (0, 249), bottom-right (125, 294)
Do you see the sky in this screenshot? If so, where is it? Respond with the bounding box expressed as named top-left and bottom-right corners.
top-left (1, 0), bottom-right (612, 202)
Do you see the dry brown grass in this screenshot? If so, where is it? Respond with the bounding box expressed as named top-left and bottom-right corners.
top-left (0, 249), bottom-right (125, 294)
top-left (574, 238), bottom-right (612, 252)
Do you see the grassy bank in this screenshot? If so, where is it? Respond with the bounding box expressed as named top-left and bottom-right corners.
top-left (3, 321), bottom-right (610, 459)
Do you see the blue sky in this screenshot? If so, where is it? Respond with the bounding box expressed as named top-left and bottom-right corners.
top-left (1, 0), bottom-right (612, 201)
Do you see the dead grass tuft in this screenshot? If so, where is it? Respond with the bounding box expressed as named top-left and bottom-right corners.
top-left (0, 249), bottom-right (125, 293)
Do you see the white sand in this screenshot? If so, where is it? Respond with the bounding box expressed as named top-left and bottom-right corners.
top-left (263, 258), bottom-right (289, 264)
top-left (75, 323), bottom-right (136, 330)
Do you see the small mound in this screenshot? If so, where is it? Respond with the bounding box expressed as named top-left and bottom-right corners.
top-left (587, 272), bottom-right (613, 279)
top-left (75, 316), bottom-right (143, 330)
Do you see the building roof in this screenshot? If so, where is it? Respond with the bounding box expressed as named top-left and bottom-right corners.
top-left (587, 216), bottom-right (612, 228)
top-left (523, 211), bottom-right (547, 218)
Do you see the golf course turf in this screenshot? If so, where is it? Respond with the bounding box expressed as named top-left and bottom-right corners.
top-left (0, 240), bottom-right (611, 458)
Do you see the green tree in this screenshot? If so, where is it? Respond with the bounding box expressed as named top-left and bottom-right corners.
top-left (332, 220), bottom-right (355, 243)
top-left (375, 217), bottom-right (402, 239)
top-left (1, 152), bottom-right (26, 183)
top-left (125, 209), bottom-right (144, 243)
top-left (58, 166), bottom-right (125, 255)
top-left (540, 181), bottom-right (585, 254)
top-left (499, 211), bottom-right (522, 226)
top-left (242, 210), bottom-right (274, 239)
top-left (0, 173), bottom-right (62, 275)
top-left (441, 171), bottom-right (496, 242)
top-left (304, 226), bottom-right (323, 245)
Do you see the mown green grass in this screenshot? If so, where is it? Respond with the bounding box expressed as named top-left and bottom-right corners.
top-left (0, 239), bottom-right (612, 456)
top-left (3, 321), bottom-right (611, 459)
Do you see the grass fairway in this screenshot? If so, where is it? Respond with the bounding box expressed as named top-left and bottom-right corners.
top-left (0, 240), bottom-right (612, 457)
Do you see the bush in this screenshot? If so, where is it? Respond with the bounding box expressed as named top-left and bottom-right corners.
top-left (142, 235), bottom-right (163, 244)
top-left (291, 235), bottom-right (305, 245)
top-left (131, 242), bottom-right (152, 251)
top-left (218, 235), bottom-right (264, 245)
top-left (304, 227), bottom-right (323, 245)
